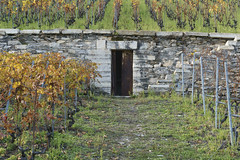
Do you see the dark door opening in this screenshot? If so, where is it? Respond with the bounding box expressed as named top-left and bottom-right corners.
top-left (111, 50), bottom-right (133, 96)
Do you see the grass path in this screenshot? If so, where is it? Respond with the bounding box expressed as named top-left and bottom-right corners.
top-left (33, 94), bottom-right (239, 159)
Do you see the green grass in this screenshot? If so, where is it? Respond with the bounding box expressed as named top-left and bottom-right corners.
top-left (2, 93), bottom-right (240, 159)
top-left (0, 0), bottom-right (240, 33)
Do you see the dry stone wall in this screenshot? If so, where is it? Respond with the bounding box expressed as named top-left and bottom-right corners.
top-left (0, 29), bottom-right (240, 94)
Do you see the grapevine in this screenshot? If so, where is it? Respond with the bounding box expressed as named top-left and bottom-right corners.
top-left (0, 52), bottom-right (101, 159)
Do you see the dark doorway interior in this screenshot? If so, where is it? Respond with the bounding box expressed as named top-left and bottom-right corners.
top-left (111, 50), bottom-right (133, 96)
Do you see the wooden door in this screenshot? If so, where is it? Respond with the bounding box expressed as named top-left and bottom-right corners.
top-left (111, 50), bottom-right (133, 96)
top-left (121, 50), bottom-right (133, 96)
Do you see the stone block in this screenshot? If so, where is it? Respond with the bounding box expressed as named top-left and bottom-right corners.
top-left (148, 78), bottom-right (157, 84)
top-left (36, 50), bottom-right (47, 53)
top-left (85, 54), bottom-right (111, 59)
top-left (236, 41), bottom-right (240, 47)
top-left (156, 32), bottom-right (183, 37)
top-left (163, 60), bottom-right (173, 67)
top-left (90, 58), bottom-right (111, 64)
top-left (133, 63), bottom-right (152, 68)
top-left (148, 84), bottom-right (170, 90)
top-left (0, 31), bottom-right (6, 36)
top-left (67, 49), bottom-right (76, 54)
top-left (138, 42), bottom-right (151, 50)
top-left (49, 42), bottom-right (60, 48)
top-left (226, 40), bottom-right (237, 46)
top-left (15, 45), bottom-right (27, 50)
top-left (234, 36), bottom-right (240, 41)
top-left (174, 69), bottom-right (191, 73)
top-left (217, 45), bottom-right (234, 51)
top-left (57, 40), bottom-right (65, 44)
top-left (42, 29), bottom-right (60, 34)
top-left (96, 64), bottom-right (111, 71)
top-left (176, 61), bottom-right (182, 68)
top-left (137, 31), bottom-right (156, 36)
top-left (184, 32), bottom-right (208, 37)
top-left (94, 30), bottom-right (112, 34)
top-left (209, 33), bottom-right (240, 39)
top-left (8, 40), bottom-right (21, 45)
top-left (83, 29), bottom-right (112, 34)
top-left (157, 79), bottom-right (173, 83)
top-left (153, 63), bottom-right (161, 69)
top-left (133, 55), bottom-right (155, 60)
top-left (20, 30), bottom-right (41, 34)
top-left (97, 40), bottom-right (106, 49)
top-left (165, 75), bottom-right (173, 80)
top-left (116, 30), bottom-right (136, 36)
top-left (116, 30), bottom-right (156, 36)
top-left (87, 49), bottom-right (111, 55)
top-left (107, 41), bottom-right (137, 50)
top-left (62, 29), bottom-right (82, 34)
top-left (0, 29), bottom-right (19, 34)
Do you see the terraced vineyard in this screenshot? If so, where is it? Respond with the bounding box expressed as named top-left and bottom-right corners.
top-left (0, 0), bottom-right (240, 32)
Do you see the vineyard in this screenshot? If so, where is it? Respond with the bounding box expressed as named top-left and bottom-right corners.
top-left (0, 0), bottom-right (240, 32)
top-left (178, 43), bottom-right (240, 148)
top-left (0, 52), bottom-right (101, 159)
top-left (2, 49), bottom-right (240, 158)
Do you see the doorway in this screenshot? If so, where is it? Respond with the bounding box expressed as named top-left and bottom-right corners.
top-left (111, 50), bottom-right (133, 96)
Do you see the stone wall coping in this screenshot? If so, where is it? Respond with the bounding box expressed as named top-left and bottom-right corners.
top-left (156, 31), bottom-right (183, 37)
top-left (209, 33), bottom-right (240, 39)
top-left (184, 32), bottom-right (208, 37)
top-left (0, 28), bottom-right (240, 39)
top-left (62, 29), bottom-right (83, 34)
top-left (83, 29), bottom-right (112, 34)
top-left (0, 29), bottom-right (20, 34)
top-left (42, 29), bottom-right (60, 34)
top-left (116, 30), bottom-right (156, 36)
top-left (20, 30), bottom-right (41, 34)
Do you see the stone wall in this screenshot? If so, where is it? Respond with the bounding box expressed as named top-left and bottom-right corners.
top-left (0, 29), bottom-right (240, 94)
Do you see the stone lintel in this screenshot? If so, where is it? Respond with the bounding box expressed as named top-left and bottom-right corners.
top-left (107, 41), bottom-right (138, 50)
